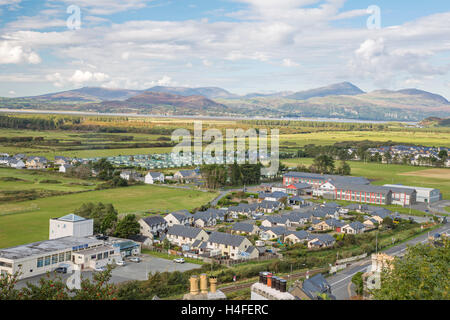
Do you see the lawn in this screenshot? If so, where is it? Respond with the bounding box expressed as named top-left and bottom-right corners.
top-left (0, 185), bottom-right (218, 248)
top-left (282, 158), bottom-right (450, 199)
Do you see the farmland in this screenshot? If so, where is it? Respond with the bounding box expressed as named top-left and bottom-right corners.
top-left (0, 184), bottom-right (218, 248)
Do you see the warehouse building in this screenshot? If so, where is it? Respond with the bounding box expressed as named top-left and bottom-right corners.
top-left (383, 184), bottom-right (441, 203)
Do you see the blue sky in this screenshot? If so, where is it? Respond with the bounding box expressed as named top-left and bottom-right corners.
top-left (0, 0), bottom-right (449, 98)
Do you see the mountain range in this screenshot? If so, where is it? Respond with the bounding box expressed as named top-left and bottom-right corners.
top-left (1, 82), bottom-right (449, 121)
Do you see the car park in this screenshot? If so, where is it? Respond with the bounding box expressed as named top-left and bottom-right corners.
top-left (94, 266), bottom-right (107, 272)
top-left (129, 257), bottom-right (141, 263)
top-left (54, 267), bottom-right (67, 274)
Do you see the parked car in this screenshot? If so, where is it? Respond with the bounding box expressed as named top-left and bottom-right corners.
top-left (116, 260), bottom-right (126, 266)
top-left (129, 257), bottom-right (141, 263)
top-left (54, 267), bottom-right (67, 274)
top-left (94, 266), bottom-right (107, 272)
top-left (173, 258), bottom-right (185, 264)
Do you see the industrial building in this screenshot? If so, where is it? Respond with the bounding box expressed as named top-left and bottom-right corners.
top-left (383, 184), bottom-right (441, 203)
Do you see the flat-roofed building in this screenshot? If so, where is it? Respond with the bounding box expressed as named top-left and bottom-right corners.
top-left (72, 245), bottom-right (121, 270)
top-left (49, 214), bottom-right (94, 240)
top-left (0, 236), bottom-right (103, 280)
top-left (383, 184), bottom-right (441, 204)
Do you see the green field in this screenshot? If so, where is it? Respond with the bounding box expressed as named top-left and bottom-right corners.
top-left (282, 158), bottom-right (450, 200)
top-left (0, 185), bottom-right (218, 249)
top-left (0, 168), bottom-right (100, 193)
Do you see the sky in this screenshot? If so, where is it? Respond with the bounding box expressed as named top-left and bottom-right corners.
top-left (0, 0), bottom-right (449, 98)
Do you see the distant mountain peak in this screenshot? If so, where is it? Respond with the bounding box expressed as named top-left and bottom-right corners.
top-left (287, 82), bottom-right (365, 100)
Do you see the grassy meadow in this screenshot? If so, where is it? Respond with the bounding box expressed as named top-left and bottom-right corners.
top-left (0, 185), bottom-right (218, 248)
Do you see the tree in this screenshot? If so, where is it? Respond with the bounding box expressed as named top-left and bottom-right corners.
top-left (351, 272), bottom-right (364, 296)
top-left (312, 154), bottom-right (335, 174)
top-left (74, 202), bottom-right (119, 235)
top-left (372, 241), bottom-right (449, 300)
top-left (336, 161), bottom-right (351, 175)
top-left (382, 216), bottom-right (394, 229)
top-left (114, 214), bottom-right (140, 238)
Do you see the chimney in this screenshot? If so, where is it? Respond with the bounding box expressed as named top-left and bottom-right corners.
top-left (200, 273), bottom-right (208, 294)
top-left (189, 275), bottom-right (199, 295)
top-left (266, 273), bottom-right (273, 287)
top-left (209, 277), bottom-right (217, 293)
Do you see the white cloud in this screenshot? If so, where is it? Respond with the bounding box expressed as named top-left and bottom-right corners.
top-left (8, 90), bottom-right (16, 95)
top-left (69, 70), bottom-right (109, 84)
top-left (281, 58), bottom-right (300, 67)
top-left (0, 41), bottom-right (41, 64)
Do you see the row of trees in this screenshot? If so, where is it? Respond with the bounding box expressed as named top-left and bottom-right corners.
top-left (74, 202), bottom-right (140, 238)
top-left (201, 163), bottom-right (263, 189)
top-left (293, 155), bottom-right (351, 175)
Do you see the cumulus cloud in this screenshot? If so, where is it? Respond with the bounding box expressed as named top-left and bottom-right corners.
top-left (0, 41), bottom-right (41, 64)
top-left (46, 70), bottom-right (109, 87)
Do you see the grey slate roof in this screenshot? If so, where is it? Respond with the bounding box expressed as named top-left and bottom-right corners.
top-left (286, 230), bottom-right (311, 240)
top-left (207, 232), bottom-right (248, 247)
top-left (231, 222), bottom-right (256, 233)
top-left (167, 225), bottom-right (204, 238)
top-left (284, 171), bottom-right (370, 185)
top-left (142, 216), bottom-right (167, 227)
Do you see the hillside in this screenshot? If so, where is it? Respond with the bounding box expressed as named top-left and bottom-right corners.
top-left (287, 82), bottom-right (365, 100)
top-left (1, 82), bottom-right (449, 121)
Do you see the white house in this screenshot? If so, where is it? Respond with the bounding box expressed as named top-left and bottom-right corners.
top-left (145, 172), bottom-right (165, 184)
top-left (59, 164), bottom-right (73, 173)
top-left (341, 221), bottom-right (366, 234)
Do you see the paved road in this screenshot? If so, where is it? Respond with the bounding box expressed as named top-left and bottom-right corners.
top-left (328, 222), bottom-right (450, 300)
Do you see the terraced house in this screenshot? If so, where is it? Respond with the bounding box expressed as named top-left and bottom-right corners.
top-left (205, 232), bottom-right (256, 260)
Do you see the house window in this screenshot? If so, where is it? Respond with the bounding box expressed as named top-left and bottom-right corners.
top-left (91, 255), bottom-right (97, 260)
top-left (51, 254), bottom-right (58, 264)
top-left (65, 252), bottom-right (71, 261)
top-left (59, 253), bottom-right (65, 262)
top-left (37, 258), bottom-right (44, 268)
top-left (44, 256), bottom-right (51, 266)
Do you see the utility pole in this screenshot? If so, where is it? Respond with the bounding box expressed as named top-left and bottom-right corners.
top-left (376, 231), bottom-right (378, 255)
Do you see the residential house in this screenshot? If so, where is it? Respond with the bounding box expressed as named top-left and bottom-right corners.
top-left (59, 164), bottom-right (73, 173)
top-left (231, 222), bottom-right (260, 236)
top-left (145, 172), bottom-right (165, 184)
top-left (54, 156), bottom-right (71, 166)
top-left (206, 232), bottom-right (255, 260)
top-left (307, 234), bottom-right (336, 249)
top-left (284, 230), bottom-right (311, 245)
top-left (289, 274), bottom-right (334, 300)
top-left (313, 218), bottom-right (345, 232)
top-left (341, 221), bottom-right (366, 234)
top-left (120, 170), bottom-right (143, 181)
top-left (258, 191), bottom-right (289, 202)
top-left (165, 225), bottom-right (209, 247)
top-left (259, 200), bottom-right (284, 214)
top-left (259, 226), bottom-right (288, 241)
top-left (363, 218), bottom-right (379, 229)
top-left (173, 169), bottom-right (201, 181)
top-left (25, 156), bottom-right (48, 170)
top-left (261, 215), bottom-right (291, 228)
top-left (139, 216), bottom-right (168, 239)
top-left (164, 211), bottom-right (192, 227)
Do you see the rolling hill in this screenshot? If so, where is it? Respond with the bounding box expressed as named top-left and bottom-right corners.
top-left (1, 82), bottom-right (449, 121)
